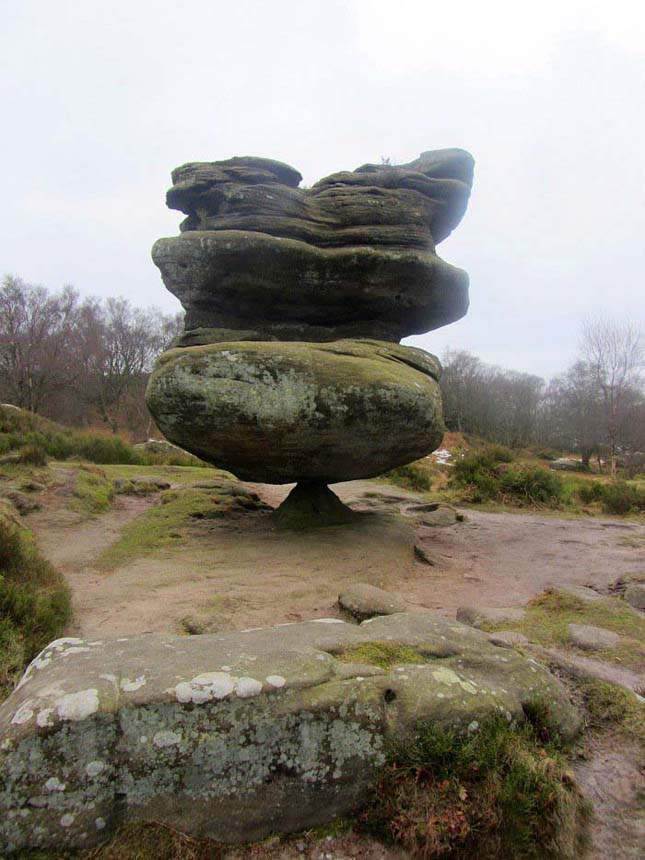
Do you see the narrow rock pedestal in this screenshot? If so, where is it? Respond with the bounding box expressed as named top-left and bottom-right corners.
top-left (273, 482), bottom-right (358, 529)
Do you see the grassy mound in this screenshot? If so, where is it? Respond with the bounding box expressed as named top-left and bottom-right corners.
top-left (362, 715), bottom-right (591, 860)
top-left (97, 481), bottom-right (270, 569)
top-left (0, 405), bottom-right (201, 466)
top-left (0, 502), bottom-right (71, 699)
top-left (71, 465), bottom-right (115, 514)
top-left (483, 589), bottom-right (645, 670)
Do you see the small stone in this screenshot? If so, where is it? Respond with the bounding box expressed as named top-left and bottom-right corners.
top-left (568, 624), bottom-right (620, 651)
top-left (456, 606), bottom-right (526, 629)
top-left (624, 583), bottom-right (645, 611)
top-left (414, 544), bottom-right (438, 566)
top-left (488, 631), bottom-right (530, 648)
top-left (338, 583), bottom-right (407, 621)
top-left (413, 503), bottom-right (464, 527)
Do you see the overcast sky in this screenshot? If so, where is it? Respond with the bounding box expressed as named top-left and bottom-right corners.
top-left (2, 0), bottom-right (644, 379)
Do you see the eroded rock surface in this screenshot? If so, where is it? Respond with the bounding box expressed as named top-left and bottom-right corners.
top-left (146, 147), bottom-right (474, 492)
top-left (0, 613), bottom-right (579, 854)
top-left (155, 151), bottom-right (472, 342)
top-left (338, 583), bottom-right (407, 620)
top-left (147, 339), bottom-right (443, 483)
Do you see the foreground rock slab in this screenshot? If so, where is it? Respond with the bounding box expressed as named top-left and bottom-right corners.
top-left (0, 613), bottom-right (581, 854)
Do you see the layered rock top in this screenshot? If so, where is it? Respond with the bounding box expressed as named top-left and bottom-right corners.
top-left (152, 149), bottom-right (474, 343)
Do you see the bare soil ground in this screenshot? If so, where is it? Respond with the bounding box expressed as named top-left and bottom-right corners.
top-left (27, 475), bottom-right (644, 639)
top-left (21, 469), bottom-right (645, 860)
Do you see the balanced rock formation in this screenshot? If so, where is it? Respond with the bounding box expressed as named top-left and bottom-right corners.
top-left (0, 613), bottom-right (580, 853)
top-left (146, 149), bottom-right (474, 522)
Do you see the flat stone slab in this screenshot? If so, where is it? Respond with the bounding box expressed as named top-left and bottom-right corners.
top-left (0, 613), bottom-right (580, 854)
top-left (487, 631), bottom-right (530, 649)
top-left (568, 623), bottom-right (620, 650)
top-left (338, 583), bottom-right (407, 620)
top-left (548, 584), bottom-right (603, 602)
top-left (456, 606), bottom-right (526, 629)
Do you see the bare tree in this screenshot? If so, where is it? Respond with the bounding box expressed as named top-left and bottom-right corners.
top-left (543, 361), bottom-right (604, 467)
top-left (0, 276), bottom-right (81, 412)
top-left (0, 274), bottom-right (184, 435)
top-left (581, 317), bottom-right (644, 475)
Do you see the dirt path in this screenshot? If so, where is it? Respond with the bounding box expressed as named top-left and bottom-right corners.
top-left (26, 475), bottom-right (644, 637)
top-left (21, 473), bottom-right (645, 860)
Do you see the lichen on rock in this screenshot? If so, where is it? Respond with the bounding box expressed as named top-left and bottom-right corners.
top-left (0, 612), bottom-right (581, 854)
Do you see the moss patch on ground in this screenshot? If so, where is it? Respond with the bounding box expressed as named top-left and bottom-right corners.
top-left (362, 714), bottom-right (591, 860)
top-left (484, 590), bottom-right (645, 670)
top-left (0, 504), bottom-right (71, 700)
top-left (70, 465), bottom-right (115, 514)
top-left (576, 678), bottom-right (645, 747)
top-left (97, 482), bottom-right (269, 569)
top-left (338, 641), bottom-right (430, 669)
top-left (97, 463), bottom-right (229, 485)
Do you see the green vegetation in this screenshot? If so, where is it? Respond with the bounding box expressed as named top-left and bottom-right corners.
top-left (385, 462), bottom-right (433, 492)
top-left (339, 641), bottom-right (429, 668)
top-left (0, 405), bottom-right (202, 467)
top-left (576, 678), bottom-right (645, 747)
top-left (577, 480), bottom-right (645, 514)
top-left (451, 447), bottom-right (566, 507)
top-left (97, 483), bottom-right (267, 569)
top-left (484, 590), bottom-right (645, 670)
top-left (17, 822), bottom-right (222, 860)
top-left (361, 714), bottom-right (590, 860)
top-left (70, 465), bottom-right (115, 514)
top-left (99, 463), bottom-right (224, 485)
top-left (0, 504), bottom-right (71, 699)
top-left (15, 442), bottom-right (49, 466)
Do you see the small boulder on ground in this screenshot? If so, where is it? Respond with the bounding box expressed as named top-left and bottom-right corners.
top-left (19, 480), bottom-right (46, 493)
top-left (338, 582), bottom-right (407, 620)
top-left (549, 458), bottom-right (587, 472)
top-left (410, 502), bottom-right (465, 527)
top-left (456, 606), bottom-right (526, 629)
top-left (487, 630), bottom-right (530, 648)
top-left (0, 489), bottom-right (41, 514)
top-left (624, 583), bottom-right (645, 611)
top-left (113, 476), bottom-right (171, 495)
top-left (568, 623), bottom-right (620, 651)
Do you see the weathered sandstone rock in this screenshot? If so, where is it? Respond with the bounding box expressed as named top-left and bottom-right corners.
top-left (153, 231), bottom-right (469, 341)
top-left (456, 606), bottom-right (527, 629)
top-left (338, 583), bottom-right (407, 620)
top-left (146, 339), bottom-right (444, 484)
top-left (568, 623), bottom-right (620, 650)
top-left (153, 150), bottom-right (473, 342)
top-left (0, 613), bottom-right (580, 853)
top-left (624, 583), bottom-right (645, 611)
top-left (167, 151), bottom-right (473, 246)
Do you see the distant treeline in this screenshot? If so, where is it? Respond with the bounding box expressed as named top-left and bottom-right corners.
top-left (0, 275), bottom-right (182, 435)
top-left (441, 317), bottom-right (644, 473)
top-left (1, 275), bottom-right (643, 471)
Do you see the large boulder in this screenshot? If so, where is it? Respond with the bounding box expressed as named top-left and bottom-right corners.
top-left (0, 613), bottom-right (580, 854)
top-left (146, 339), bottom-right (444, 483)
top-left (153, 232), bottom-right (469, 342)
top-left (153, 150), bottom-right (473, 342)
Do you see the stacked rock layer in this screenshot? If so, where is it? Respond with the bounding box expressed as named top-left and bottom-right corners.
top-left (146, 149), bottom-right (474, 496)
